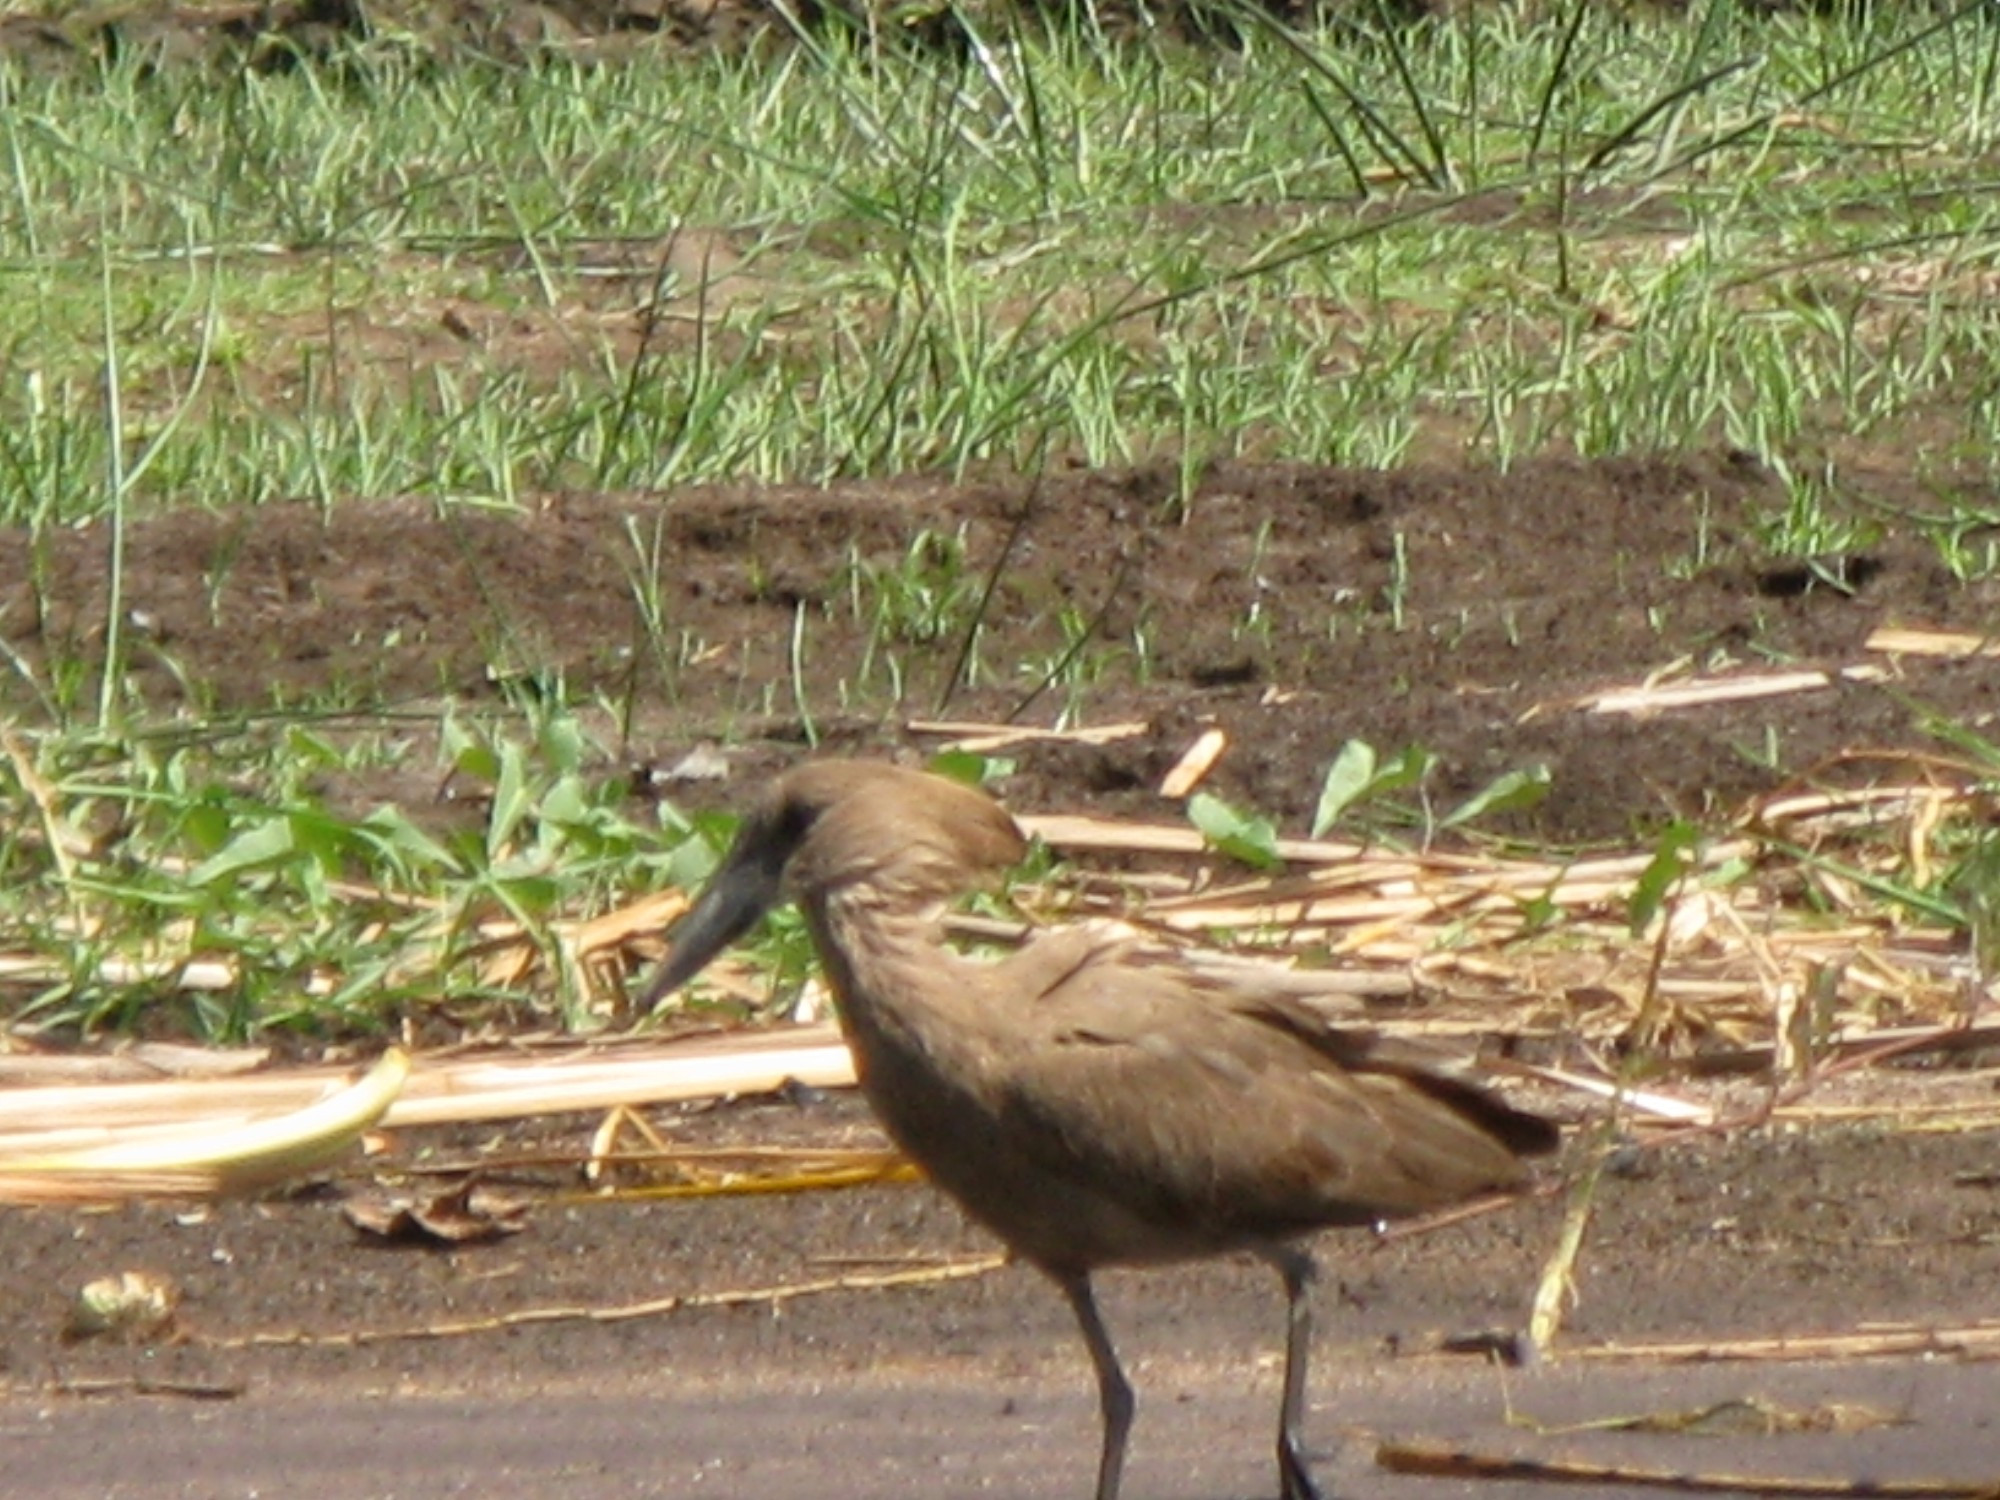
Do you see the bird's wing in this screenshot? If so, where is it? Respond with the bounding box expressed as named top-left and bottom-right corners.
top-left (981, 934), bottom-right (1549, 1236)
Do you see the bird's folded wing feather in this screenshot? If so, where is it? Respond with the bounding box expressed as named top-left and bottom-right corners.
top-left (983, 935), bottom-right (1548, 1233)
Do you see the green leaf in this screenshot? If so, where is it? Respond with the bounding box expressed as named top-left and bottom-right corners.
top-left (486, 741), bottom-right (532, 861)
top-left (283, 726), bottom-right (344, 769)
top-left (360, 805), bottom-right (462, 876)
top-left (1373, 745), bottom-right (1436, 794)
top-left (287, 806), bottom-right (353, 873)
top-left (1311, 739), bottom-right (1378, 836)
top-left (1441, 764), bottom-right (1552, 829)
top-left (539, 772), bottom-right (592, 829)
top-left (188, 816), bottom-right (296, 887)
top-left (487, 871), bottom-right (562, 919)
top-left (439, 706), bottom-right (493, 781)
top-left (928, 749), bottom-right (1015, 787)
top-left (539, 711), bottom-right (587, 775)
top-left (661, 832), bottom-right (723, 893)
top-left (453, 740), bottom-right (501, 784)
top-left (1188, 792), bottom-right (1282, 871)
top-left (1628, 821), bottom-right (1701, 935)
top-left (1949, 828), bottom-right (2000, 978)
top-left (183, 797), bottom-right (233, 855)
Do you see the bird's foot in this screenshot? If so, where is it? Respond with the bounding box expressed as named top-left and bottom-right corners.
top-left (1278, 1433), bottom-right (1328, 1500)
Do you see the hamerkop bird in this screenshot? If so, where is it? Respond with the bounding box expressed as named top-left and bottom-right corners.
top-left (643, 760), bottom-right (1558, 1500)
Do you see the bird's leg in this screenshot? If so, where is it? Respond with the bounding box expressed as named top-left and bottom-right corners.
top-left (1263, 1246), bottom-right (1326, 1500)
top-left (1054, 1271), bottom-right (1135, 1500)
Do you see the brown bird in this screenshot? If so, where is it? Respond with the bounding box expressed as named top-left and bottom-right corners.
top-left (643, 760), bottom-right (1558, 1500)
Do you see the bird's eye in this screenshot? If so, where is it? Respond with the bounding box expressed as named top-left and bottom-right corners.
top-left (774, 798), bottom-right (817, 847)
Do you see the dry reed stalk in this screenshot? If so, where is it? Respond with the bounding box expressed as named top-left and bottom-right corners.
top-left (1866, 625), bottom-right (2000, 659)
top-left (207, 1252), bottom-right (1008, 1350)
top-left (578, 1152), bottom-right (919, 1201)
top-left (1022, 813), bottom-right (1368, 863)
top-left (0, 1026), bottom-right (854, 1152)
top-left (0, 1043), bottom-right (270, 1086)
top-left (1158, 727), bottom-right (1228, 798)
top-left (1576, 1320), bottom-right (2000, 1363)
top-left (0, 1049), bottom-right (407, 1202)
top-left (906, 719), bottom-right (1148, 753)
top-left (1377, 1440), bottom-right (1999, 1497)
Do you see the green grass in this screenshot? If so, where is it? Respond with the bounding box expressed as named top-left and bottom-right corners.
top-left (2, 2), bottom-right (1999, 1041)
top-left (3, 3), bottom-right (1997, 522)
top-left (0, 699), bottom-right (726, 1042)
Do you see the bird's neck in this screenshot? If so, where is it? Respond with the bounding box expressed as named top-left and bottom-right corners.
top-left (802, 886), bottom-right (992, 1063)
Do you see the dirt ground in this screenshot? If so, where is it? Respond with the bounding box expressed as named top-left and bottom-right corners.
top-left (9, 1087), bottom-right (2000, 1395)
top-left (4, 451), bottom-right (1996, 847)
top-left (3, 1087), bottom-right (1999, 1497)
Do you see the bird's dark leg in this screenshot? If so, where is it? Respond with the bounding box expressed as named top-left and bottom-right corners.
top-left (1054, 1271), bottom-right (1135, 1500)
top-left (1263, 1246), bottom-right (1326, 1500)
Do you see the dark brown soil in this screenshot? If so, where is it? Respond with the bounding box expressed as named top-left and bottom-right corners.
top-left (4, 452), bottom-right (1995, 846)
top-left (3, 1083), bottom-right (1997, 1500)
top-left (5, 1086), bottom-right (1997, 1395)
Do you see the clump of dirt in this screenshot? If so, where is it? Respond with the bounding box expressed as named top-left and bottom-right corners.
top-left (2, 453), bottom-right (1994, 845)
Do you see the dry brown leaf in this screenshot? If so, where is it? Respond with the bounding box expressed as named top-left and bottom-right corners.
top-left (342, 1179), bottom-right (531, 1244)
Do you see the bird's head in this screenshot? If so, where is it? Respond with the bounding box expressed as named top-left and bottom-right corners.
top-left (641, 760), bottom-right (1027, 1006)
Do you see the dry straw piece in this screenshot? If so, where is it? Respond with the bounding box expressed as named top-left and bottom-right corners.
top-left (0, 758), bottom-right (1991, 1206)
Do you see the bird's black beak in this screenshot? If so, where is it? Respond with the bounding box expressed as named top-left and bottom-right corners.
top-left (640, 831), bottom-right (788, 1009)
